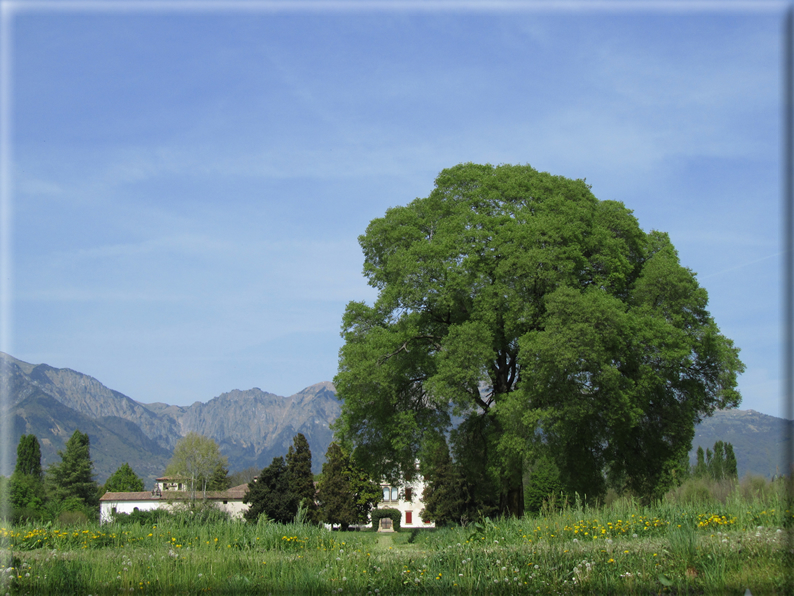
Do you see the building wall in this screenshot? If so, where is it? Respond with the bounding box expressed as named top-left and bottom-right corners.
top-left (100, 500), bottom-right (161, 524)
top-left (378, 477), bottom-right (435, 529)
top-left (100, 498), bottom-right (248, 524)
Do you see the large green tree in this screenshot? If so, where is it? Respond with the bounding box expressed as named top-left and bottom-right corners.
top-left (46, 429), bottom-right (99, 509)
top-left (334, 163), bottom-right (744, 511)
top-left (165, 433), bottom-right (228, 499)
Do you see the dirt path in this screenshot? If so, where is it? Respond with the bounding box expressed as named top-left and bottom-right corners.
top-left (375, 532), bottom-right (394, 550)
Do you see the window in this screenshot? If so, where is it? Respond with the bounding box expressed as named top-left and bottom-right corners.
top-left (405, 511), bottom-right (413, 524)
top-left (383, 487), bottom-right (390, 501)
top-left (405, 487), bottom-right (412, 500)
top-left (391, 487), bottom-right (399, 501)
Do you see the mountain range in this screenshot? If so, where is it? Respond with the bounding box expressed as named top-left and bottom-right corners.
top-left (1, 352), bottom-right (339, 487)
top-left (1, 351), bottom-right (789, 488)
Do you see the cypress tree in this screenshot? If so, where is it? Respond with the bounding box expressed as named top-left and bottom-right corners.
top-left (286, 433), bottom-right (318, 522)
top-left (10, 434), bottom-right (46, 518)
top-left (710, 441), bottom-right (726, 480)
top-left (693, 446), bottom-right (707, 478)
top-left (15, 434), bottom-right (43, 479)
top-left (724, 442), bottom-right (738, 479)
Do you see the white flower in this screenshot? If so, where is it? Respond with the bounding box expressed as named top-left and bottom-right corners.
top-left (572, 539), bottom-right (578, 543)
top-left (534, 565), bottom-right (539, 569)
top-left (632, 534), bottom-right (638, 538)
top-left (459, 573), bottom-right (464, 577)
top-left (501, 567), bottom-right (506, 571)
top-left (198, 574), bottom-right (203, 578)
top-left (25, 573), bottom-right (30, 578)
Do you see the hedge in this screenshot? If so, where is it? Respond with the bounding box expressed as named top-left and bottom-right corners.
top-left (371, 508), bottom-right (401, 531)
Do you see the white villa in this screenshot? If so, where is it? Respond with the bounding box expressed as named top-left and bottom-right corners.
top-left (374, 465), bottom-right (435, 530)
top-left (99, 476), bottom-right (250, 523)
top-left (100, 470), bottom-right (437, 529)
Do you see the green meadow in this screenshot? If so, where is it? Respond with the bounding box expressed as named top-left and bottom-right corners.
top-left (1, 477), bottom-right (789, 595)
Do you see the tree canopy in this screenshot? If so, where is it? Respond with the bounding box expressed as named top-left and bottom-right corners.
top-left (165, 433), bottom-right (228, 499)
top-left (334, 163), bottom-right (744, 511)
top-left (104, 463), bottom-right (145, 493)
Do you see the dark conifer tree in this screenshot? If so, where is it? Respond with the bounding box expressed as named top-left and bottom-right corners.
top-left (724, 443), bottom-right (738, 479)
top-left (419, 437), bottom-right (465, 525)
top-left (243, 456), bottom-right (298, 524)
top-left (46, 429), bottom-right (99, 508)
top-left (207, 462), bottom-right (231, 491)
top-left (316, 442), bottom-right (380, 531)
top-left (286, 433), bottom-right (318, 522)
top-left (693, 446), bottom-right (707, 478)
top-left (15, 434), bottom-right (43, 478)
top-left (10, 434), bottom-right (46, 518)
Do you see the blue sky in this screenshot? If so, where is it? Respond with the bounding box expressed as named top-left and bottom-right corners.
top-left (2, 3), bottom-right (786, 417)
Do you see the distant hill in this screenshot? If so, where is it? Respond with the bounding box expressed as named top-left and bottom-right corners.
top-left (2, 352), bottom-right (787, 488)
top-left (1, 352), bottom-right (339, 487)
top-left (688, 408), bottom-right (792, 479)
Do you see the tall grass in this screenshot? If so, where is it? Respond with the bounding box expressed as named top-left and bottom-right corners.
top-left (1, 475), bottom-right (788, 595)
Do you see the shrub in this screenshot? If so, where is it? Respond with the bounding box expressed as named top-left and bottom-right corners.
top-left (112, 508), bottom-right (166, 526)
top-left (58, 510), bottom-right (89, 526)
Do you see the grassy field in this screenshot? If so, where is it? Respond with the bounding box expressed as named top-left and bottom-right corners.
top-left (1, 477), bottom-right (789, 595)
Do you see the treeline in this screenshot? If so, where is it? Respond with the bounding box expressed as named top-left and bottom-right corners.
top-left (242, 434), bottom-right (382, 530)
top-left (419, 435), bottom-right (742, 526)
top-left (1, 428), bottom-right (386, 528)
top-left (0, 430), bottom-right (140, 524)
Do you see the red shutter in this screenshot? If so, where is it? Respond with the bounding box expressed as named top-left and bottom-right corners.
top-left (406, 511), bottom-right (413, 524)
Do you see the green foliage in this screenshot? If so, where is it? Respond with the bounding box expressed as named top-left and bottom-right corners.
top-left (46, 430), bottom-right (99, 510)
top-left (693, 440), bottom-right (738, 481)
top-left (334, 163), bottom-right (744, 509)
top-left (207, 462), bottom-right (231, 491)
top-left (316, 442), bottom-right (380, 530)
top-left (243, 456), bottom-right (298, 524)
top-left (524, 456), bottom-right (564, 513)
top-left (419, 435), bottom-right (466, 526)
top-left (111, 508), bottom-right (166, 526)
top-left (103, 463), bottom-right (144, 493)
top-left (370, 508), bottom-right (401, 531)
top-left (286, 433), bottom-right (319, 523)
top-left (165, 433), bottom-right (228, 499)
top-left (15, 434), bottom-right (43, 478)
